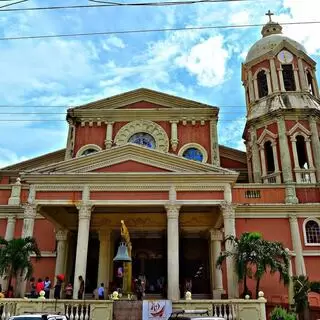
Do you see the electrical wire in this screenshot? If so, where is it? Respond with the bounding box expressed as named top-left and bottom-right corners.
top-left (0, 0), bottom-right (28, 9)
top-left (0, 0), bottom-right (286, 12)
top-left (1, 20), bottom-right (319, 41)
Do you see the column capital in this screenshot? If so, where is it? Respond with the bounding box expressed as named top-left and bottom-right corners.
top-left (56, 229), bottom-right (68, 241)
top-left (165, 204), bottom-right (180, 219)
top-left (209, 229), bottom-right (223, 241)
top-left (220, 202), bottom-right (236, 219)
top-left (76, 203), bottom-right (93, 219)
top-left (7, 215), bottom-right (16, 223)
top-left (22, 203), bottom-right (37, 218)
top-left (289, 213), bottom-right (298, 222)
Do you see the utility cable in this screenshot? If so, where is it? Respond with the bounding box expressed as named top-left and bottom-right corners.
top-left (0, 20), bottom-right (319, 41)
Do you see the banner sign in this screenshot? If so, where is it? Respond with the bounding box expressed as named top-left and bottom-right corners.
top-left (142, 300), bottom-right (172, 320)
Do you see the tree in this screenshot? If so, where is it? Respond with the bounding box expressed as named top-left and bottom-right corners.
top-left (216, 232), bottom-right (290, 298)
top-left (254, 239), bottom-right (290, 298)
top-left (0, 237), bottom-right (41, 296)
top-left (216, 232), bottom-right (263, 297)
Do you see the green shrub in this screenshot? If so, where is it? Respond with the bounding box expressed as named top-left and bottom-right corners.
top-left (270, 306), bottom-right (297, 320)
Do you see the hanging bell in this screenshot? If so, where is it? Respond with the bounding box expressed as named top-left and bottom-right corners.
top-left (113, 242), bottom-right (132, 262)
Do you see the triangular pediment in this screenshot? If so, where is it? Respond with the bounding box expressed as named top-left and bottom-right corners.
top-left (69, 88), bottom-right (215, 110)
top-left (25, 144), bottom-right (238, 175)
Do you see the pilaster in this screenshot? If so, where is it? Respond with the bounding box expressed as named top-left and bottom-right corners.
top-left (289, 214), bottom-right (306, 276)
top-left (21, 203), bottom-right (37, 238)
top-left (309, 116), bottom-right (320, 181)
top-left (248, 70), bottom-right (255, 102)
top-left (249, 126), bottom-right (261, 182)
top-left (170, 120), bottom-right (179, 152)
top-left (298, 58), bottom-right (308, 91)
top-left (269, 58), bottom-right (279, 92)
top-left (221, 203), bottom-right (238, 298)
top-left (65, 120), bottom-right (75, 160)
top-left (165, 204), bottom-right (180, 301)
top-left (278, 67), bottom-right (285, 91)
top-left (277, 117), bottom-right (294, 183)
top-left (105, 122), bottom-right (114, 149)
top-left (293, 67), bottom-right (301, 91)
top-left (210, 120), bottom-right (220, 166)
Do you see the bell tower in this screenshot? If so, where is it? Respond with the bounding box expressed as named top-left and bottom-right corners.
top-left (242, 11), bottom-right (320, 203)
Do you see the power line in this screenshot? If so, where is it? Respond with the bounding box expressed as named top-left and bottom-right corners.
top-left (1, 20), bottom-right (319, 41)
top-left (0, 0), bottom-right (273, 12)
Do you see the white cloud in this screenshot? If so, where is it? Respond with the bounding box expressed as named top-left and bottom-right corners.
top-left (176, 36), bottom-right (230, 87)
top-left (101, 36), bottom-right (126, 51)
top-left (0, 148), bottom-right (29, 169)
top-left (229, 11), bottom-right (250, 25)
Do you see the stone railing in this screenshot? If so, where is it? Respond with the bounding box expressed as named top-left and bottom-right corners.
top-left (0, 298), bottom-right (267, 320)
top-left (0, 299), bottom-right (113, 320)
top-left (172, 298), bottom-right (267, 320)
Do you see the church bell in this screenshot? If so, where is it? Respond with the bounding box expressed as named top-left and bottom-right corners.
top-left (113, 242), bottom-right (132, 262)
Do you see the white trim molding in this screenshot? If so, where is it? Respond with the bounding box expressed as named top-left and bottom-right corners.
top-left (303, 217), bottom-right (320, 246)
top-left (178, 143), bottom-right (208, 163)
top-left (76, 144), bottom-right (102, 158)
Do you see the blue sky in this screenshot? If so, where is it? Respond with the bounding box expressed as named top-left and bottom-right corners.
top-left (0, 0), bottom-right (319, 167)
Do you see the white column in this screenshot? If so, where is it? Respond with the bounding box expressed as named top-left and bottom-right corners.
top-left (298, 58), bottom-right (308, 91)
top-left (73, 203), bottom-right (92, 299)
top-left (272, 142), bottom-right (280, 172)
top-left (97, 229), bottom-right (111, 292)
top-left (293, 68), bottom-right (301, 91)
top-left (278, 67), bottom-right (285, 91)
top-left (1, 216), bottom-right (16, 290)
top-left (105, 122), bottom-right (114, 149)
top-left (259, 146), bottom-right (267, 177)
top-left (305, 138), bottom-right (315, 169)
top-left (270, 58), bottom-right (279, 92)
top-left (166, 204), bottom-right (180, 301)
top-left (248, 71), bottom-right (255, 102)
top-left (170, 120), bottom-right (179, 152)
top-left (209, 229), bottom-right (224, 298)
top-left (249, 127), bottom-right (261, 182)
top-left (266, 70), bottom-right (272, 94)
top-left (285, 248), bottom-right (294, 307)
top-left (277, 117), bottom-right (294, 182)
top-left (289, 215), bottom-right (306, 276)
top-left (290, 137), bottom-right (300, 170)
top-left (312, 70), bottom-right (319, 98)
top-left (55, 229), bottom-right (68, 278)
top-left (5, 216), bottom-right (16, 240)
top-left (309, 116), bottom-right (320, 181)
top-left (221, 203), bottom-right (238, 298)
top-left (22, 203), bottom-right (37, 238)
top-left (253, 77), bottom-right (259, 100)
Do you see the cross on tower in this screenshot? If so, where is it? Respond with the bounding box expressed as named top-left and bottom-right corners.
top-left (265, 10), bottom-right (274, 22)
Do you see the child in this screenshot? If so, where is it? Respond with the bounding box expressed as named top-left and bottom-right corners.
top-left (65, 283), bottom-right (73, 299)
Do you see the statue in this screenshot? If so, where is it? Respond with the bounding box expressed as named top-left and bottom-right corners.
top-left (121, 220), bottom-right (130, 244)
top-left (120, 220), bottom-right (132, 293)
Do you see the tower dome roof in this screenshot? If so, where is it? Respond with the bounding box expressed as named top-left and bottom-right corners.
top-left (245, 11), bottom-right (307, 64)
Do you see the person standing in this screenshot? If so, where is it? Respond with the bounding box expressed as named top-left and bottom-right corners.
top-left (65, 283), bottom-right (73, 299)
top-left (43, 277), bottom-right (51, 299)
top-left (54, 276), bottom-right (62, 299)
top-left (78, 276), bottom-right (85, 299)
top-left (98, 283), bottom-right (105, 300)
top-left (36, 278), bottom-right (44, 296)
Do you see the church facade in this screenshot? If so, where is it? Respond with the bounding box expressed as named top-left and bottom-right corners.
top-left (0, 16), bottom-right (319, 304)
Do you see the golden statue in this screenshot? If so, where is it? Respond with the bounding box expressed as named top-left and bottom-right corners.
top-left (120, 220), bottom-right (132, 293)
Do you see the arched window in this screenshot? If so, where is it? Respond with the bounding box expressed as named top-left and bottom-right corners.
top-left (306, 71), bottom-right (315, 95)
top-left (257, 70), bottom-right (268, 98)
top-left (296, 135), bottom-right (308, 168)
top-left (128, 132), bottom-right (156, 149)
top-left (282, 64), bottom-right (296, 91)
top-left (81, 148), bottom-right (98, 156)
top-left (304, 219), bottom-right (320, 244)
top-left (264, 141), bottom-right (275, 173)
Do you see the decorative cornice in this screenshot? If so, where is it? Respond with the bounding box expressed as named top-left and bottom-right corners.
top-left (76, 203), bottom-right (93, 219)
top-left (22, 203), bottom-right (37, 218)
top-left (220, 202), bottom-right (236, 219)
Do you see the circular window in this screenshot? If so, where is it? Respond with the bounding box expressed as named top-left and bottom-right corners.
top-left (81, 148), bottom-right (98, 156)
top-left (182, 147), bottom-right (204, 162)
top-left (129, 132), bottom-right (156, 149)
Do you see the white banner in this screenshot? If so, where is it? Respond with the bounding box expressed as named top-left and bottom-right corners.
top-left (142, 300), bottom-right (172, 320)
